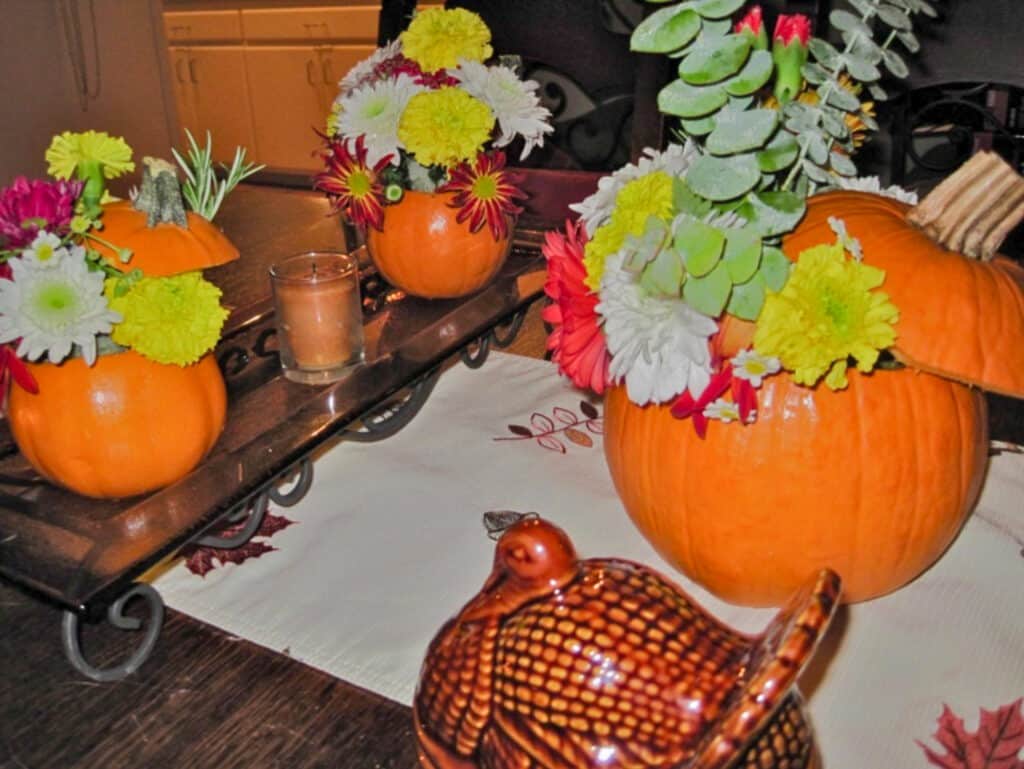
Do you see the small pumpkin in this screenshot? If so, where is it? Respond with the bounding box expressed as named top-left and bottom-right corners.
top-left (365, 190), bottom-right (510, 299)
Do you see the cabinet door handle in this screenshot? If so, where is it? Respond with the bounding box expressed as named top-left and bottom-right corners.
top-left (321, 58), bottom-right (334, 86)
top-left (175, 57), bottom-right (186, 84)
top-left (306, 59), bottom-right (317, 86)
top-left (188, 58), bottom-right (198, 84)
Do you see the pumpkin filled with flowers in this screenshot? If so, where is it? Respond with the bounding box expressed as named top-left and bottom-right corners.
top-left (543, 1), bottom-right (1024, 606)
top-left (0, 130), bottom-right (258, 498)
top-left (314, 7), bottom-right (553, 299)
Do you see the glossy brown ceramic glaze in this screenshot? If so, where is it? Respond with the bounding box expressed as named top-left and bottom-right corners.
top-left (415, 518), bottom-right (840, 769)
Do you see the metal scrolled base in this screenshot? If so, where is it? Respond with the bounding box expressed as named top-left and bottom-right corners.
top-left (343, 368), bottom-right (442, 443)
top-left (460, 309), bottom-right (529, 369)
top-left (61, 583), bottom-right (165, 682)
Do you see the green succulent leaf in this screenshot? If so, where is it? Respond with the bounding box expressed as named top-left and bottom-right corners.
top-left (686, 153), bottom-right (761, 201)
top-left (698, 18), bottom-right (733, 39)
top-left (756, 131), bottom-right (800, 172)
top-left (640, 242), bottom-right (685, 295)
top-left (724, 50), bottom-right (774, 96)
top-left (678, 35), bottom-right (752, 85)
top-left (760, 246), bottom-right (791, 291)
top-left (680, 115), bottom-right (717, 136)
top-left (705, 109), bottom-right (779, 155)
top-left (631, 5), bottom-right (702, 53)
top-left (673, 177), bottom-right (714, 218)
top-left (658, 79), bottom-right (729, 117)
top-left (722, 226), bottom-right (762, 283)
top-left (726, 271), bottom-right (766, 320)
top-left (684, 260), bottom-right (732, 317)
top-left (739, 190), bottom-right (806, 236)
top-left (674, 216), bottom-right (726, 276)
top-left (694, 0), bottom-right (745, 18)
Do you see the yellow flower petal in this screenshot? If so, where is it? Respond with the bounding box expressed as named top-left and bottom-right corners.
top-left (400, 8), bottom-right (492, 72)
top-left (46, 131), bottom-right (135, 180)
top-left (398, 87), bottom-right (494, 167)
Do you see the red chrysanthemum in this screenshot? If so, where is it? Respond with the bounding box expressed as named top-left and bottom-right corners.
top-left (314, 135), bottom-right (391, 231)
top-left (373, 54), bottom-right (459, 88)
top-left (541, 219), bottom-right (610, 394)
top-left (440, 151), bottom-right (526, 241)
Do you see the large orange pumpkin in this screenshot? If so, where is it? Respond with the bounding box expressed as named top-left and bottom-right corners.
top-left (8, 351), bottom-right (226, 499)
top-left (365, 190), bottom-right (510, 299)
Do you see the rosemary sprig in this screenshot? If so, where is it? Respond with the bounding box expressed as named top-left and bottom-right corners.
top-left (171, 130), bottom-right (264, 222)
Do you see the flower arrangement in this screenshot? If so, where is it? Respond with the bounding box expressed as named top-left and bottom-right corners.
top-left (314, 6), bottom-right (553, 241)
top-left (0, 129), bottom-right (258, 400)
top-left (543, 0), bottom-right (937, 435)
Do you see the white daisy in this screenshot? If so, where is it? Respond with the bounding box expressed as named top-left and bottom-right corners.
top-left (339, 40), bottom-right (403, 94)
top-left (730, 348), bottom-right (781, 387)
top-left (0, 244), bottom-right (121, 365)
top-left (570, 142), bottom-right (699, 237)
top-left (834, 175), bottom-right (919, 205)
top-left (337, 73), bottom-right (426, 167)
top-left (703, 398), bottom-right (741, 423)
top-left (452, 60), bottom-right (553, 160)
top-left (22, 232), bottom-right (64, 266)
top-left (597, 251), bottom-right (717, 405)
top-left (406, 159), bottom-right (439, 192)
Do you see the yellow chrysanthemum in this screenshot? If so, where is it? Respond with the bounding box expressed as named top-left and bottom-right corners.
top-left (46, 130), bottom-right (135, 180)
top-left (105, 272), bottom-right (228, 366)
top-left (398, 87), bottom-right (494, 167)
top-left (583, 171), bottom-right (674, 289)
top-left (753, 241), bottom-right (899, 390)
top-left (400, 7), bottom-right (492, 73)
top-left (327, 100), bottom-right (343, 136)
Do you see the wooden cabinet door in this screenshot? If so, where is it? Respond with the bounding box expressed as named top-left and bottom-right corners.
top-left (318, 45), bottom-right (377, 113)
top-left (244, 46), bottom-right (328, 172)
top-left (186, 47), bottom-right (256, 163)
top-left (167, 47), bottom-right (197, 145)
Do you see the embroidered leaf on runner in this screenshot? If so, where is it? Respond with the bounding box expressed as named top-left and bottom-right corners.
top-left (918, 699), bottom-right (1024, 769)
top-left (183, 510), bottom-right (297, 577)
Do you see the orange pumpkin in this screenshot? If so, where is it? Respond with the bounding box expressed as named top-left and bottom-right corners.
top-left (365, 190), bottom-right (510, 299)
top-left (604, 368), bottom-right (988, 606)
top-left (8, 351), bottom-right (226, 499)
top-left (93, 200), bottom-right (239, 276)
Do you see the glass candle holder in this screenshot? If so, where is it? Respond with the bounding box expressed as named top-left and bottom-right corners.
top-left (270, 251), bottom-right (365, 385)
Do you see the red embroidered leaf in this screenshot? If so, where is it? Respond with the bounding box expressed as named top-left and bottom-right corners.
top-left (507, 424), bottom-right (533, 437)
top-left (585, 418), bottom-right (604, 435)
top-left (918, 700), bottom-right (1024, 769)
top-left (580, 400), bottom-right (599, 419)
top-left (565, 427), bottom-right (593, 448)
top-left (183, 510), bottom-right (297, 578)
top-left (536, 435), bottom-right (567, 453)
top-left (531, 412), bottom-right (556, 433)
top-left (552, 406), bottom-right (578, 425)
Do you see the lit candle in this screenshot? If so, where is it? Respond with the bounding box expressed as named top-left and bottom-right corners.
top-left (270, 252), bottom-right (364, 384)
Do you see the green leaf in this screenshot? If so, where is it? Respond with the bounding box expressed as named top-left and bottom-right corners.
top-left (673, 177), bottom-right (713, 218)
top-left (877, 5), bottom-right (912, 29)
top-left (741, 190), bottom-right (806, 236)
top-left (723, 226), bottom-right (762, 283)
top-left (802, 62), bottom-right (829, 85)
top-left (804, 132), bottom-right (829, 165)
top-left (694, 0), bottom-right (745, 18)
top-left (686, 153), bottom-right (761, 201)
top-left (674, 217), bottom-right (726, 276)
top-left (844, 53), bottom-right (881, 82)
top-left (822, 83), bottom-right (861, 111)
top-left (802, 158), bottom-right (832, 184)
top-left (724, 50), bottom-right (774, 96)
top-left (678, 34), bottom-right (752, 85)
top-left (756, 131), bottom-right (799, 172)
top-left (705, 108), bottom-right (779, 155)
top-left (830, 150), bottom-right (858, 177)
top-left (829, 9), bottom-right (872, 37)
top-left (680, 115), bottom-right (717, 136)
top-left (698, 18), bottom-right (732, 38)
top-left (849, 35), bottom-right (883, 64)
top-left (808, 38), bottom-right (840, 68)
top-left (896, 30), bottom-right (921, 53)
top-left (868, 82), bottom-right (888, 101)
top-left (658, 79), bottom-right (728, 117)
top-left (726, 271), bottom-right (766, 320)
top-left (683, 261), bottom-right (732, 317)
top-left (820, 107), bottom-right (850, 140)
top-left (760, 246), bottom-right (791, 291)
top-left (882, 48), bottom-right (909, 78)
top-left (640, 242), bottom-right (685, 295)
top-left (631, 5), bottom-right (702, 53)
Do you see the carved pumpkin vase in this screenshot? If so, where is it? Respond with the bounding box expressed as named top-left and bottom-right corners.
top-left (365, 190), bottom-right (511, 300)
top-left (415, 516), bottom-right (841, 769)
top-left (605, 156), bottom-right (1024, 607)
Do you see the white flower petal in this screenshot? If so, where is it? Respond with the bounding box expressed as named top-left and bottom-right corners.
top-left (338, 40), bottom-right (403, 94)
top-left (337, 74), bottom-right (425, 167)
top-left (833, 175), bottom-right (919, 205)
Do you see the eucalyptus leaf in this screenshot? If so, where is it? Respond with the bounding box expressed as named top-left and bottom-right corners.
top-left (756, 131), bottom-right (799, 172)
top-left (847, 0), bottom-right (875, 14)
top-left (868, 82), bottom-right (888, 101)
top-left (877, 5), bottom-right (912, 30)
top-left (830, 9), bottom-right (873, 38)
top-left (681, 115), bottom-right (717, 136)
top-left (631, 5), bottom-right (702, 53)
top-left (658, 79), bottom-right (728, 117)
top-left (760, 246), bottom-right (791, 291)
top-left (918, 0), bottom-right (938, 18)
top-left (686, 153), bottom-right (761, 200)
top-left (848, 35), bottom-right (884, 64)
top-left (858, 109), bottom-right (879, 131)
top-left (802, 158), bottom-right (832, 184)
top-left (678, 34), bottom-right (752, 85)
top-left (740, 190), bottom-right (806, 236)
top-left (822, 83), bottom-right (862, 111)
top-left (726, 271), bottom-right (766, 320)
top-left (896, 30), bottom-right (920, 53)
top-left (721, 50), bottom-right (772, 97)
top-left (694, 0), bottom-right (745, 18)
top-left (820, 107), bottom-right (850, 140)
top-left (723, 227), bottom-right (762, 283)
top-left (683, 260), bottom-right (732, 317)
top-left (808, 38), bottom-right (840, 68)
top-left (830, 150), bottom-right (858, 176)
top-left (802, 62), bottom-right (829, 85)
top-left (674, 217), bottom-right (726, 276)
top-left (640, 242), bottom-right (685, 295)
top-left (705, 108), bottom-right (779, 155)
top-left (844, 53), bottom-right (881, 81)
top-left (882, 48), bottom-right (909, 78)
top-left (804, 132), bottom-right (830, 165)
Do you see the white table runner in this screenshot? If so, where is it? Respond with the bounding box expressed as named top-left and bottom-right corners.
top-left (153, 352), bottom-right (1024, 768)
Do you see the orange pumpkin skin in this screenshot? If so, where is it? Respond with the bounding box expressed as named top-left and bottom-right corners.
top-left (789, 191), bottom-right (1024, 399)
top-left (603, 369), bottom-right (988, 606)
top-left (8, 351), bottom-right (227, 499)
top-left (95, 201), bottom-right (240, 276)
top-left (366, 190), bottom-right (510, 299)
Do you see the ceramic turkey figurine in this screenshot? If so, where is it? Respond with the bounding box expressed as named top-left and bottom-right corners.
top-left (415, 516), bottom-right (840, 769)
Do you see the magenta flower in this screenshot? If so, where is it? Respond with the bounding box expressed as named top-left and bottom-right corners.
top-left (0, 177), bottom-right (82, 249)
top-left (734, 6), bottom-right (768, 50)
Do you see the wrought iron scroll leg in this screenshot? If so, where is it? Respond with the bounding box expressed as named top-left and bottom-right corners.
top-left (196, 491), bottom-right (271, 549)
top-left (460, 334), bottom-right (491, 369)
top-left (343, 367), bottom-right (442, 443)
top-left (490, 309), bottom-right (528, 349)
top-left (61, 583), bottom-right (165, 682)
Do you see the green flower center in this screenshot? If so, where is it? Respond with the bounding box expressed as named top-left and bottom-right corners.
top-left (363, 98), bottom-right (388, 119)
top-left (30, 280), bottom-right (80, 328)
top-left (472, 174), bottom-right (498, 201)
top-left (821, 288), bottom-right (851, 333)
top-left (348, 170), bottom-right (372, 198)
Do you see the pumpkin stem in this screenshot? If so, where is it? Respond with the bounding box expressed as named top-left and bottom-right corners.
top-left (132, 157), bottom-right (189, 228)
top-left (907, 151), bottom-right (1024, 260)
